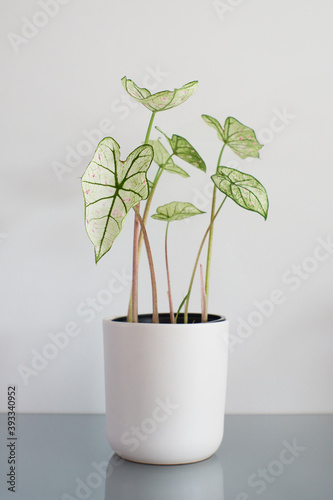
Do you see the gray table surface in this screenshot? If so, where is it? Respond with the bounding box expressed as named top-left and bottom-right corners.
top-left (0, 414), bottom-right (332, 499)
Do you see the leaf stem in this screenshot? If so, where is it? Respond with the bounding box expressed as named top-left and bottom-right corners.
top-left (200, 264), bottom-right (208, 323)
top-left (165, 221), bottom-right (174, 323)
top-left (138, 167), bottom-right (163, 254)
top-left (139, 153), bottom-right (173, 254)
top-left (128, 153), bottom-right (173, 319)
top-left (184, 195), bottom-right (228, 323)
top-left (128, 213), bottom-right (140, 323)
top-left (144, 111), bottom-right (156, 144)
top-left (128, 111), bottom-right (156, 322)
top-left (133, 206), bottom-right (159, 323)
top-left (204, 143), bottom-right (226, 305)
top-left (175, 292), bottom-right (189, 323)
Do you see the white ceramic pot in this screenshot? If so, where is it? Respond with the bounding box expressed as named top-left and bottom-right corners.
top-left (103, 313), bottom-right (228, 465)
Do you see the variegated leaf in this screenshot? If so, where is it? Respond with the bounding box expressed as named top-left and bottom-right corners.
top-left (152, 202), bottom-right (204, 222)
top-left (202, 114), bottom-right (224, 142)
top-left (149, 139), bottom-right (189, 177)
top-left (121, 76), bottom-right (199, 112)
top-left (211, 167), bottom-right (268, 219)
top-left (82, 138), bottom-right (153, 263)
top-left (224, 117), bottom-right (262, 159)
top-left (202, 114), bottom-right (263, 159)
top-left (155, 127), bottom-right (206, 171)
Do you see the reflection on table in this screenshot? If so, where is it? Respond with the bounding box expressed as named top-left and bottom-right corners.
top-left (104, 453), bottom-right (224, 500)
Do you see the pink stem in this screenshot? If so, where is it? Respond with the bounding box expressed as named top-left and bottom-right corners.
top-left (128, 202), bottom-right (140, 322)
top-left (133, 206), bottom-right (159, 323)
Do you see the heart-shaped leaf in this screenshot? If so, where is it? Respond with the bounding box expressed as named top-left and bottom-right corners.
top-left (82, 138), bottom-right (153, 263)
top-left (224, 117), bottom-right (262, 159)
top-left (149, 139), bottom-right (189, 177)
top-left (211, 167), bottom-right (268, 219)
top-left (152, 202), bottom-right (205, 222)
top-left (202, 114), bottom-right (224, 142)
top-left (202, 114), bottom-right (262, 159)
top-left (121, 77), bottom-right (199, 112)
top-left (156, 127), bottom-right (206, 172)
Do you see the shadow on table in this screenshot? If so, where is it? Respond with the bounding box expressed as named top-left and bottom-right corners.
top-left (104, 452), bottom-right (224, 500)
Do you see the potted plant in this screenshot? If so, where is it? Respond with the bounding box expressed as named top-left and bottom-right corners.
top-left (81, 76), bottom-right (268, 465)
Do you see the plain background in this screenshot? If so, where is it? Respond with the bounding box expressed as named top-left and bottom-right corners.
top-left (1, 0), bottom-right (332, 414)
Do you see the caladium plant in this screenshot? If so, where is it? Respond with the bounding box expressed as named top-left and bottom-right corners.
top-left (81, 76), bottom-right (269, 324)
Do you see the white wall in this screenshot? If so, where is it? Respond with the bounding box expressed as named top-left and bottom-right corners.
top-left (1, 0), bottom-right (332, 414)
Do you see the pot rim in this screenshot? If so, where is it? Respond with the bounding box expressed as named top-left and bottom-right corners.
top-left (107, 312), bottom-right (227, 325)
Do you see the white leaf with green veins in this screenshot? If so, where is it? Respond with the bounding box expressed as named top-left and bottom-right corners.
top-left (202, 114), bottom-right (225, 142)
top-left (149, 139), bottom-right (189, 177)
top-left (202, 114), bottom-right (262, 159)
top-left (224, 117), bottom-right (262, 159)
top-left (82, 138), bottom-right (153, 263)
top-left (152, 202), bottom-right (205, 222)
top-left (155, 127), bottom-right (206, 171)
top-left (211, 167), bottom-right (268, 219)
top-left (121, 77), bottom-right (199, 112)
